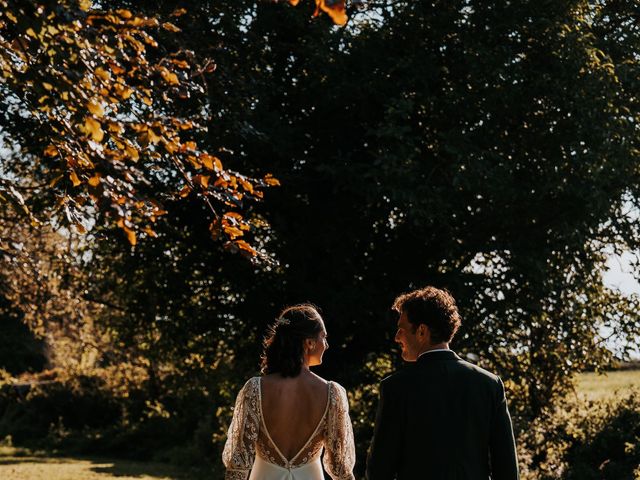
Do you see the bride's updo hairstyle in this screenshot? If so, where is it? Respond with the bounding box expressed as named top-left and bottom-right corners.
top-left (261, 304), bottom-right (324, 378)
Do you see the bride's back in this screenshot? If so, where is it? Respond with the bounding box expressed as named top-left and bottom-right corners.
top-left (261, 371), bottom-right (329, 460)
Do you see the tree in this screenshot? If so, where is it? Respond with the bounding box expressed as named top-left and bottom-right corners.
top-left (192, 0), bottom-right (640, 471)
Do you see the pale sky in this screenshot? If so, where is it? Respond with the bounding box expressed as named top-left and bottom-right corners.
top-left (603, 252), bottom-right (640, 358)
top-left (603, 252), bottom-right (640, 296)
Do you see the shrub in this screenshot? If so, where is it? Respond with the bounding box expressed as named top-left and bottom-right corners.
top-left (518, 390), bottom-right (640, 480)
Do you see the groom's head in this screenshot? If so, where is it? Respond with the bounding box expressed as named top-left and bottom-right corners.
top-left (392, 286), bottom-right (461, 361)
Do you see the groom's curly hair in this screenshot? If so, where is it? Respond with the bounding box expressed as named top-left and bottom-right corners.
top-left (260, 304), bottom-right (324, 378)
top-left (392, 286), bottom-right (462, 344)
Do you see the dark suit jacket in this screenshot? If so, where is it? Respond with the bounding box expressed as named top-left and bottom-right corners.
top-left (366, 350), bottom-right (519, 480)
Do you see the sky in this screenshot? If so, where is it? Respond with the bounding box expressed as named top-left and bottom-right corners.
top-left (603, 252), bottom-right (640, 359)
top-left (604, 252), bottom-right (640, 296)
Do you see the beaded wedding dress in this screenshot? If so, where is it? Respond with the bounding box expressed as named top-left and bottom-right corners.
top-left (222, 377), bottom-right (356, 480)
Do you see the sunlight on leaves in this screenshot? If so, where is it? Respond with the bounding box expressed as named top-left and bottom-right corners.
top-left (0, 0), bottom-right (278, 259)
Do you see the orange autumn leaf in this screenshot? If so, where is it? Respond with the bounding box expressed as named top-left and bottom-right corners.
top-left (108, 122), bottom-right (123, 134)
top-left (313, 0), bottom-right (347, 26)
top-left (159, 66), bottom-right (179, 85)
top-left (224, 212), bottom-right (243, 221)
top-left (200, 155), bottom-right (213, 170)
top-left (235, 239), bottom-right (257, 255)
top-left (88, 174), bottom-right (101, 186)
top-left (108, 62), bottom-right (126, 75)
top-left (117, 218), bottom-right (137, 245)
top-left (193, 174), bottom-right (210, 188)
top-left (87, 99), bottom-right (104, 117)
top-left (170, 8), bottom-right (187, 17)
top-left (186, 155), bottom-right (201, 169)
top-left (164, 139), bottom-right (179, 154)
top-left (114, 83), bottom-right (134, 99)
top-left (178, 184), bottom-right (191, 198)
top-left (239, 178), bottom-right (254, 194)
top-left (124, 227), bottom-right (136, 245)
top-left (143, 226), bottom-right (158, 237)
top-left (69, 171), bottom-right (82, 186)
top-left (116, 9), bottom-right (133, 19)
top-left (162, 22), bottom-right (181, 33)
top-left (181, 141), bottom-right (197, 152)
top-left (44, 144), bottom-right (58, 157)
top-left (145, 128), bottom-right (162, 144)
top-left (94, 66), bottom-right (111, 81)
top-left (83, 116), bottom-right (104, 142)
top-left (264, 174), bottom-right (280, 186)
top-left (223, 225), bottom-right (244, 239)
top-left (125, 144), bottom-right (139, 161)
top-left (170, 59), bottom-right (190, 69)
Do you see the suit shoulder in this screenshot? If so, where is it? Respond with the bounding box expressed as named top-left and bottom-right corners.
top-left (455, 359), bottom-right (502, 386)
top-left (380, 365), bottom-right (414, 390)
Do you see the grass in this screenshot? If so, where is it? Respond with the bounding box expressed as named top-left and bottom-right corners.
top-left (0, 445), bottom-right (213, 480)
top-left (574, 368), bottom-right (640, 401)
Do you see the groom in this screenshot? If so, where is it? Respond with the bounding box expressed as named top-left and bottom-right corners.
top-left (366, 286), bottom-right (519, 480)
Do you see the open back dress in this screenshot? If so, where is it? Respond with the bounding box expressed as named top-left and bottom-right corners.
top-left (222, 377), bottom-right (356, 480)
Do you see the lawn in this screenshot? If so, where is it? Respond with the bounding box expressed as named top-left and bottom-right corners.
top-left (574, 368), bottom-right (640, 401)
top-left (0, 446), bottom-right (213, 480)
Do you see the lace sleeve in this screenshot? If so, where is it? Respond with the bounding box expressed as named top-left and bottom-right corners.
top-left (323, 382), bottom-right (356, 480)
top-left (222, 377), bottom-right (260, 480)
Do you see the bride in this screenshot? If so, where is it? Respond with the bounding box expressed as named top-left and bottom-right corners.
top-left (222, 304), bottom-right (356, 480)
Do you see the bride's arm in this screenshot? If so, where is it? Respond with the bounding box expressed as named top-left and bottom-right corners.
top-left (222, 377), bottom-right (260, 480)
top-left (324, 382), bottom-right (356, 480)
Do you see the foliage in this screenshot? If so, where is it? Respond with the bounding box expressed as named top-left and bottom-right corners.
top-left (207, 0), bottom-right (640, 408)
top-left (0, 361), bottom-right (228, 473)
top-left (518, 390), bottom-right (640, 480)
top-left (0, 0), bottom-right (276, 254)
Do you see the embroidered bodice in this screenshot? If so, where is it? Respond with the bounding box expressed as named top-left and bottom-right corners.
top-left (222, 377), bottom-right (356, 480)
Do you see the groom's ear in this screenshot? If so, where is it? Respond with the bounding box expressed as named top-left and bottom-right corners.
top-left (417, 323), bottom-right (430, 341)
top-left (416, 323), bottom-right (426, 337)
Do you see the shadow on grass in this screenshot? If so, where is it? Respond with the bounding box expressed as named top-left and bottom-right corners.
top-left (0, 456), bottom-right (70, 465)
top-left (0, 447), bottom-right (214, 479)
top-left (89, 458), bottom-right (209, 479)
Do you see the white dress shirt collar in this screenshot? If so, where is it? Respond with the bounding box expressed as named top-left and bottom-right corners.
top-left (417, 348), bottom-right (451, 360)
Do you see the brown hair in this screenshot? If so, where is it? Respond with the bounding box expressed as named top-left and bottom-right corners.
top-left (260, 304), bottom-right (324, 377)
top-left (392, 286), bottom-right (461, 344)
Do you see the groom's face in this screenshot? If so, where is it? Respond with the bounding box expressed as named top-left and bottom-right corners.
top-left (395, 312), bottom-right (422, 362)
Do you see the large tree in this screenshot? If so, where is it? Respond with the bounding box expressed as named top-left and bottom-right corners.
top-left (191, 0), bottom-right (640, 470)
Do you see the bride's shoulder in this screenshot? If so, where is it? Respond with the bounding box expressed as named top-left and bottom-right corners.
top-left (239, 376), bottom-right (261, 392)
top-left (326, 379), bottom-right (349, 399)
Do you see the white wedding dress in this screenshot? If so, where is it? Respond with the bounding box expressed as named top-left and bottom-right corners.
top-left (222, 377), bottom-right (356, 480)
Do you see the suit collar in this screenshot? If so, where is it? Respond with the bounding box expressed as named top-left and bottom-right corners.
top-left (416, 350), bottom-right (461, 364)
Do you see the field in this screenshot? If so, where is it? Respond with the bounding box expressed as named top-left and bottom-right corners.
top-left (574, 368), bottom-right (640, 401)
top-left (0, 369), bottom-right (638, 479)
